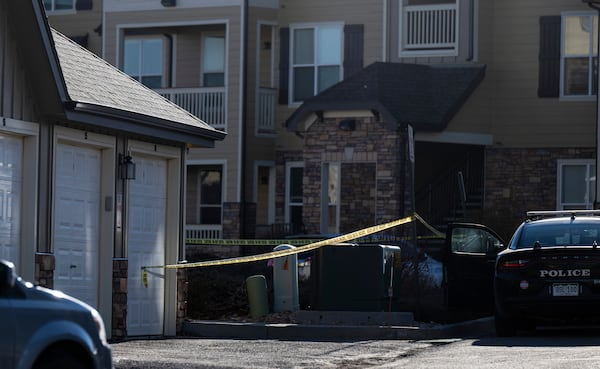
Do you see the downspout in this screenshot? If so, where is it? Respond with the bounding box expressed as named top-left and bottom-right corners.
top-left (586, 2), bottom-right (600, 209)
top-left (382, 0), bottom-right (388, 61)
top-left (240, 0), bottom-right (249, 237)
top-left (467, 0), bottom-right (474, 61)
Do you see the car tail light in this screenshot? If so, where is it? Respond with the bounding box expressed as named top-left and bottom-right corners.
top-left (498, 259), bottom-right (529, 270)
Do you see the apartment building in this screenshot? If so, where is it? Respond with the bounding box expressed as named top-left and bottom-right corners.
top-left (45, 0), bottom-right (600, 329)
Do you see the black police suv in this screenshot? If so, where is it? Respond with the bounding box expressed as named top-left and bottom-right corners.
top-left (494, 210), bottom-right (600, 336)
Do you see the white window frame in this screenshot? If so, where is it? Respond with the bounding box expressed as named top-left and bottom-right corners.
top-left (557, 159), bottom-right (596, 210)
top-left (560, 12), bottom-right (598, 100)
top-left (123, 36), bottom-right (168, 88)
top-left (43, 0), bottom-right (75, 13)
top-left (285, 161), bottom-right (304, 224)
top-left (289, 23), bottom-right (343, 105)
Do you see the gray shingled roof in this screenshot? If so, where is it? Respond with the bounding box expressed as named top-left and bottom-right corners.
top-left (286, 62), bottom-right (485, 132)
top-left (52, 28), bottom-right (224, 140)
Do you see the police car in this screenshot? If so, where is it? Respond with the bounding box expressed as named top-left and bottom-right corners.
top-left (494, 210), bottom-right (600, 336)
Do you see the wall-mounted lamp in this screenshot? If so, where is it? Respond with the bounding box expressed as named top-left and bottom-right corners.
top-left (161, 0), bottom-right (176, 7)
top-left (338, 119), bottom-right (356, 132)
top-left (119, 153), bottom-right (136, 180)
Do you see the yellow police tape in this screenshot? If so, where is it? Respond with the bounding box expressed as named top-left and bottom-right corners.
top-left (141, 213), bottom-right (444, 287)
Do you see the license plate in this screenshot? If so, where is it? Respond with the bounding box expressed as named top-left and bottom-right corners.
top-left (552, 283), bottom-right (579, 297)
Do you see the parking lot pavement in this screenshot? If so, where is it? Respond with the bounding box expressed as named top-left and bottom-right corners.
top-left (111, 336), bottom-right (453, 369)
top-left (110, 313), bottom-right (494, 368)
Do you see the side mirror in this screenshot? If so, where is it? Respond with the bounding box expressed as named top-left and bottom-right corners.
top-left (0, 260), bottom-right (16, 291)
top-left (486, 238), bottom-right (505, 257)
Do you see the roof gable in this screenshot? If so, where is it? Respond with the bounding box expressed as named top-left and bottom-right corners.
top-left (8, 0), bottom-right (225, 147)
top-left (286, 62), bottom-right (485, 132)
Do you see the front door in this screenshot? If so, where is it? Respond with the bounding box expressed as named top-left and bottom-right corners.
top-left (53, 143), bottom-right (101, 307)
top-left (444, 223), bottom-right (504, 312)
top-left (127, 156), bottom-right (167, 336)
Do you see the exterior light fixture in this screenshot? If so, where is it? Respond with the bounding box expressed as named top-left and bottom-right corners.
top-left (338, 119), bottom-right (356, 131)
top-left (119, 153), bottom-right (136, 180)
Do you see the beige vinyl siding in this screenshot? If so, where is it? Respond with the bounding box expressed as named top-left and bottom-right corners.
top-left (105, 6), bottom-right (242, 202)
top-left (452, 0), bottom-right (595, 148)
top-left (243, 7), bottom-right (278, 199)
top-left (47, 5), bottom-right (103, 57)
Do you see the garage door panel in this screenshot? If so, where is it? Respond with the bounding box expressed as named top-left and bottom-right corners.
top-left (127, 157), bottom-right (167, 336)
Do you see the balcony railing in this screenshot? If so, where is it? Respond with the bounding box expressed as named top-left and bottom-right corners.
top-left (257, 87), bottom-right (276, 133)
top-left (156, 87), bottom-right (226, 131)
top-left (402, 3), bottom-right (458, 54)
top-left (185, 224), bottom-right (222, 241)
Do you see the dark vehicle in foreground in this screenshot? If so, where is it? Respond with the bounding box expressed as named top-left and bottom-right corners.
top-left (494, 210), bottom-right (600, 336)
top-left (0, 259), bottom-right (112, 369)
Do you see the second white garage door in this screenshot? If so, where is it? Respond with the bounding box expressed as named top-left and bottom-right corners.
top-left (127, 156), bottom-right (167, 336)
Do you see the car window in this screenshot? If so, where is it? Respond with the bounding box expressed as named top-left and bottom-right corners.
top-left (451, 228), bottom-right (490, 254)
top-left (518, 223), bottom-right (600, 248)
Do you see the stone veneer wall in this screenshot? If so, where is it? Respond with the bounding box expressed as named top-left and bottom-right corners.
top-left (302, 116), bottom-right (410, 233)
top-left (35, 253), bottom-right (54, 288)
top-left (112, 259), bottom-right (128, 338)
top-left (483, 147), bottom-right (595, 241)
top-left (221, 202), bottom-right (257, 239)
top-left (176, 268), bottom-right (187, 333)
top-left (222, 202), bottom-right (240, 239)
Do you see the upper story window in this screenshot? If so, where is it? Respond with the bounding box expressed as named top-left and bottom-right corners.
top-left (562, 14), bottom-right (598, 97)
top-left (43, 0), bottom-right (74, 11)
top-left (290, 24), bottom-right (342, 103)
top-left (202, 36), bottom-right (226, 87)
top-left (123, 37), bottom-right (166, 89)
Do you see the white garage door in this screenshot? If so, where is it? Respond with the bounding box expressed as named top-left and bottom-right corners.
top-left (0, 136), bottom-right (22, 268)
top-left (53, 143), bottom-right (100, 308)
top-left (127, 156), bottom-right (167, 336)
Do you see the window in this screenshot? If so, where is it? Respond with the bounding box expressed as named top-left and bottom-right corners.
top-left (290, 24), bottom-right (342, 103)
top-left (186, 165), bottom-right (222, 225)
top-left (123, 37), bottom-right (165, 89)
top-left (562, 14), bottom-right (598, 97)
top-left (43, 0), bottom-right (74, 11)
top-left (321, 163), bottom-right (340, 234)
top-left (286, 162), bottom-right (304, 227)
top-left (202, 36), bottom-right (225, 87)
top-left (451, 228), bottom-right (497, 254)
top-left (557, 160), bottom-right (596, 210)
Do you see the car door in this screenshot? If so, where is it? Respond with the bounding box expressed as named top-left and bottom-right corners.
top-left (443, 223), bottom-right (504, 312)
top-left (0, 283), bottom-right (17, 368)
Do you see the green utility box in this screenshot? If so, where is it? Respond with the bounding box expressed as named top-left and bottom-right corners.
top-left (310, 245), bottom-right (400, 311)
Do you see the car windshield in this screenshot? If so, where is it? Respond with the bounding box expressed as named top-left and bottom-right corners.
top-left (517, 222), bottom-right (600, 249)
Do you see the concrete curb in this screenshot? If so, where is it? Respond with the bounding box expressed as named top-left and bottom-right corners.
top-left (182, 316), bottom-right (494, 341)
